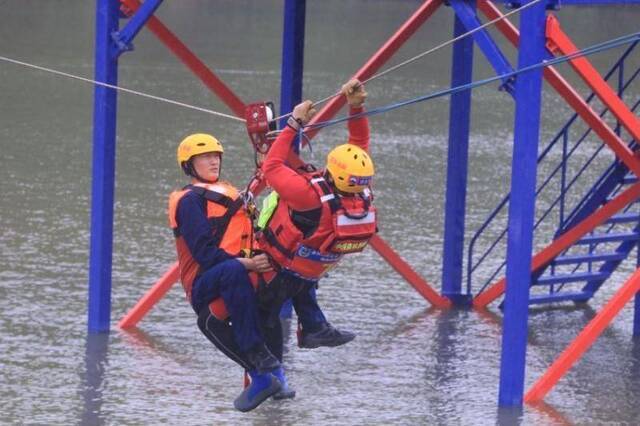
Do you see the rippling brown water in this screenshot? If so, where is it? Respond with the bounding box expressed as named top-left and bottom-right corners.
top-left (2, 1), bottom-right (640, 424)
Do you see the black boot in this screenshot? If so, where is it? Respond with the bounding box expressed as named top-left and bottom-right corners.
top-left (246, 343), bottom-right (281, 374)
top-left (298, 323), bottom-right (356, 349)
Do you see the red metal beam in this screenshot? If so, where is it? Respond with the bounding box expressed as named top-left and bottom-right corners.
top-left (478, 0), bottom-right (640, 178)
top-left (525, 266), bottom-right (640, 402)
top-left (473, 182), bottom-right (640, 308)
top-left (369, 235), bottom-right (451, 308)
top-left (118, 262), bottom-right (180, 329)
top-left (297, 0), bottom-right (443, 145)
top-left (120, 0), bottom-right (246, 117)
top-left (120, 0), bottom-right (447, 328)
top-left (285, 0), bottom-right (447, 306)
top-left (546, 14), bottom-right (640, 145)
top-left (471, 1), bottom-right (640, 307)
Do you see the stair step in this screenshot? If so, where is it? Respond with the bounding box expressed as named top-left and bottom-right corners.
top-left (606, 212), bottom-right (640, 224)
top-left (623, 173), bottom-right (638, 185)
top-left (553, 251), bottom-right (627, 265)
top-left (529, 291), bottom-right (593, 305)
top-left (606, 194), bottom-right (640, 203)
top-left (534, 271), bottom-right (610, 285)
top-left (577, 231), bottom-right (640, 245)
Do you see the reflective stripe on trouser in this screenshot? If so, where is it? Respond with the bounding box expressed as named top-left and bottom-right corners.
top-left (196, 307), bottom-right (284, 370)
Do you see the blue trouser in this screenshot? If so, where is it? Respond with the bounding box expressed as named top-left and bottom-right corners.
top-left (256, 270), bottom-right (327, 332)
top-left (191, 259), bottom-right (262, 353)
top-left (197, 306), bottom-right (283, 370)
top-left (292, 285), bottom-right (327, 333)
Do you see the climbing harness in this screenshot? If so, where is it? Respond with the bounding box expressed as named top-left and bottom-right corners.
top-left (256, 172), bottom-right (377, 280)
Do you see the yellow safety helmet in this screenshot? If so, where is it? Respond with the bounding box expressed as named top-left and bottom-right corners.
top-left (177, 133), bottom-right (224, 168)
top-left (326, 144), bottom-right (375, 193)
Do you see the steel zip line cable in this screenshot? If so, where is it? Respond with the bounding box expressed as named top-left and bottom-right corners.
top-left (0, 55), bottom-right (246, 123)
top-left (304, 31), bottom-right (640, 132)
top-left (0, 0), bottom-right (544, 126)
top-left (271, 0), bottom-right (546, 122)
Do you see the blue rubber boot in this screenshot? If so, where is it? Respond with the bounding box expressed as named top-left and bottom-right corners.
top-left (233, 370), bottom-right (281, 412)
top-left (272, 367), bottom-right (296, 400)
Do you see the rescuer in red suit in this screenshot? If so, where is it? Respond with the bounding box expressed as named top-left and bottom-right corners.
top-left (257, 79), bottom-right (377, 349)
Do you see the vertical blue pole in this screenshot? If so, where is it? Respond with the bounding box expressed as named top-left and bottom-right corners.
top-left (279, 0), bottom-right (306, 154)
top-left (634, 239), bottom-right (640, 337)
top-left (498, 0), bottom-right (547, 406)
top-left (88, 0), bottom-right (119, 333)
top-left (279, 0), bottom-right (306, 320)
top-left (441, 4), bottom-right (474, 305)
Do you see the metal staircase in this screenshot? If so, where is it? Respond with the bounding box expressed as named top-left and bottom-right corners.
top-left (468, 41), bottom-right (640, 306)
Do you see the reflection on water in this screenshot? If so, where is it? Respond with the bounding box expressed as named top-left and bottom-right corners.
top-left (79, 332), bottom-right (109, 426)
top-left (2, 0), bottom-right (640, 424)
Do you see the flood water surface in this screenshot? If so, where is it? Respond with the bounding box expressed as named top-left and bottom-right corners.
top-left (2, 1), bottom-right (640, 424)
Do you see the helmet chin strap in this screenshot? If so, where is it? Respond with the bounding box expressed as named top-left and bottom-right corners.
top-left (184, 157), bottom-right (222, 184)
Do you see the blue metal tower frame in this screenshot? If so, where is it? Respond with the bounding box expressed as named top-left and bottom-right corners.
top-left (441, 3), bottom-right (475, 305)
top-left (498, 0), bottom-right (547, 405)
top-left (88, 0), bottom-right (120, 333)
top-left (278, 0), bottom-right (306, 319)
top-left (90, 0), bottom-right (640, 407)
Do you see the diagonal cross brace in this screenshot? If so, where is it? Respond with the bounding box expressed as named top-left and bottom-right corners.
top-left (473, 182), bottom-right (640, 308)
top-left (297, 0), bottom-right (444, 144)
top-left (545, 14), bottom-right (640, 150)
top-left (478, 0), bottom-right (640, 178)
top-left (471, 0), bottom-right (640, 307)
top-left (120, 0), bottom-right (246, 117)
top-left (525, 265), bottom-right (640, 402)
top-left (114, 0), bottom-right (165, 55)
top-left (119, 0), bottom-right (449, 328)
top-left (449, 0), bottom-right (516, 94)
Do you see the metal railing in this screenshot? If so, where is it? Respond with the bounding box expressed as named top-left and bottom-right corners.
top-left (468, 41), bottom-right (640, 296)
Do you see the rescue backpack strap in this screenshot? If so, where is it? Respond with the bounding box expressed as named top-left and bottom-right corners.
top-left (309, 175), bottom-right (341, 213)
top-left (172, 185), bottom-right (238, 239)
top-left (262, 226), bottom-right (295, 260)
top-left (208, 198), bottom-right (245, 247)
top-left (186, 184), bottom-right (243, 246)
top-left (186, 184), bottom-right (235, 208)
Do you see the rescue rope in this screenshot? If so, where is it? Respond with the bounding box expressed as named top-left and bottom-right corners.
top-left (0, 55), bottom-right (245, 123)
top-left (272, 0), bottom-right (546, 123)
top-left (301, 30), bottom-right (640, 133)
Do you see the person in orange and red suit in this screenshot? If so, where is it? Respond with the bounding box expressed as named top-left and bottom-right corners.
top-left (257, 79), bottom-right (377, 350)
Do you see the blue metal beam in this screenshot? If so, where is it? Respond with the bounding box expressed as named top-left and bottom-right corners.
top-left (635, 239), bottom-right (640, 337)
top-left (88, 0), bottom-right (120, 333)
top-left (498, 0), bottom-right (547, 406)
top-left (279, 0), bottom-right (306, 320)
top-left (114, 0), bottom-right (165, 55)
top-left (559, 161), bottom-right (629, 235)
top-left (581, 225), bottom-right (640, 296)
top-left (502, 0), bottom-right (640, 5)
top-left (450, 0), bottom-right (515, 94)
top-left (279, 0), bottom-right (306, 139)
top-left (441, 6), bottom-right (474, 305)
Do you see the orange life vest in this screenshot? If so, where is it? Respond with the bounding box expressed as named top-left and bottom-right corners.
top-left (257, 172), bottom-right (377, 281)
top-left (168, 181), bottom-right (255, 318)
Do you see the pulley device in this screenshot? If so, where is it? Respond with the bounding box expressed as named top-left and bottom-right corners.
top-left (245, 101), bottom-right (277, 166)
top-left (242, 101), bottom-right (278, 221)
